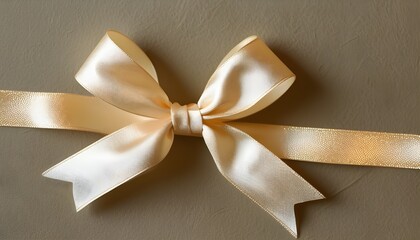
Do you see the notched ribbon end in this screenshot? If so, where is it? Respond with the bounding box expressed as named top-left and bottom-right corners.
top-left (292, 190), bottom-right (325, 238)
top-left (42, 167), bottom-right (86, 212)
top-left (42, 166), bottom-right (69, 182)
top-left (42, 165), bottom-right (96, 212)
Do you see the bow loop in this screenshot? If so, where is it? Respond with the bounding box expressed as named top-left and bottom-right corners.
top-left (76, 31), bottom-right (171, 118)
top-left (198, 36), bottom-right (295, 121)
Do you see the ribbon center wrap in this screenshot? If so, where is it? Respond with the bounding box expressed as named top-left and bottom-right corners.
top-left (170, 102), bottom-right (203, 136)
top-left (0, 30), bottom-right (419, 238)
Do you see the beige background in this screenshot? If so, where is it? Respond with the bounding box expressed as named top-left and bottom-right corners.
top-left (1, 1), bottom-right (419, 239)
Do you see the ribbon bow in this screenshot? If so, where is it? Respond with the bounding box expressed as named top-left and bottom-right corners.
top-left (1, 31), bottom-right (419, 238)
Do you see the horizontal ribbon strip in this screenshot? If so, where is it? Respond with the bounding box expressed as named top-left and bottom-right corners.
top-left (2, 90), bottom-right (419, 169)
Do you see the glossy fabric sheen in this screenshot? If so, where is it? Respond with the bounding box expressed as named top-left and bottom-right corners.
top-left (0, 90), bottom-right (150, 133)
top-left (43, 119), bottom-right (174, 211)
top-left (203, 123), bottom-right (324, 234)
top-left (1, 31), bottom-right (419, 237)
top-left (75, 31), bottom-right (171, 119)
top-left (231, 123), bottom-right (420, 169)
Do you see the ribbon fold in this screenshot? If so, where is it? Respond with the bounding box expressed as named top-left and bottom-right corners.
top-left (1, 31), bottom-right (419, 238)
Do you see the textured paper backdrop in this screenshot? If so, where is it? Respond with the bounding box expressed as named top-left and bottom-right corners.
top-left (0, 1), bottom-right (419, 239)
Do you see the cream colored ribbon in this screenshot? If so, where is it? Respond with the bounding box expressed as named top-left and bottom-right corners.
top-left (1, 31), bottom-right (419, 237)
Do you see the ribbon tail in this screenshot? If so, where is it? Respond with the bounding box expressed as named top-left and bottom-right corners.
top-left (202, 123), bottom-right (324, 237)
top-left (42, 118), bottom-right (174, 211)
top-left (230, 122), bottom-right (420, 169)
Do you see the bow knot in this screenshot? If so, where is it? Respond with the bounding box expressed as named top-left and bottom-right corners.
top-left (170, 102), bottom-right (203, 136)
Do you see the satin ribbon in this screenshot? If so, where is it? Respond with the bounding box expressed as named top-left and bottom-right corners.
top-left (1, 31), bottom-right (419, 237)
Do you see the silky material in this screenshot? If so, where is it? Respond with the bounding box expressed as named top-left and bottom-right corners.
top-left (0, 31), bottom-right (419, 237)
